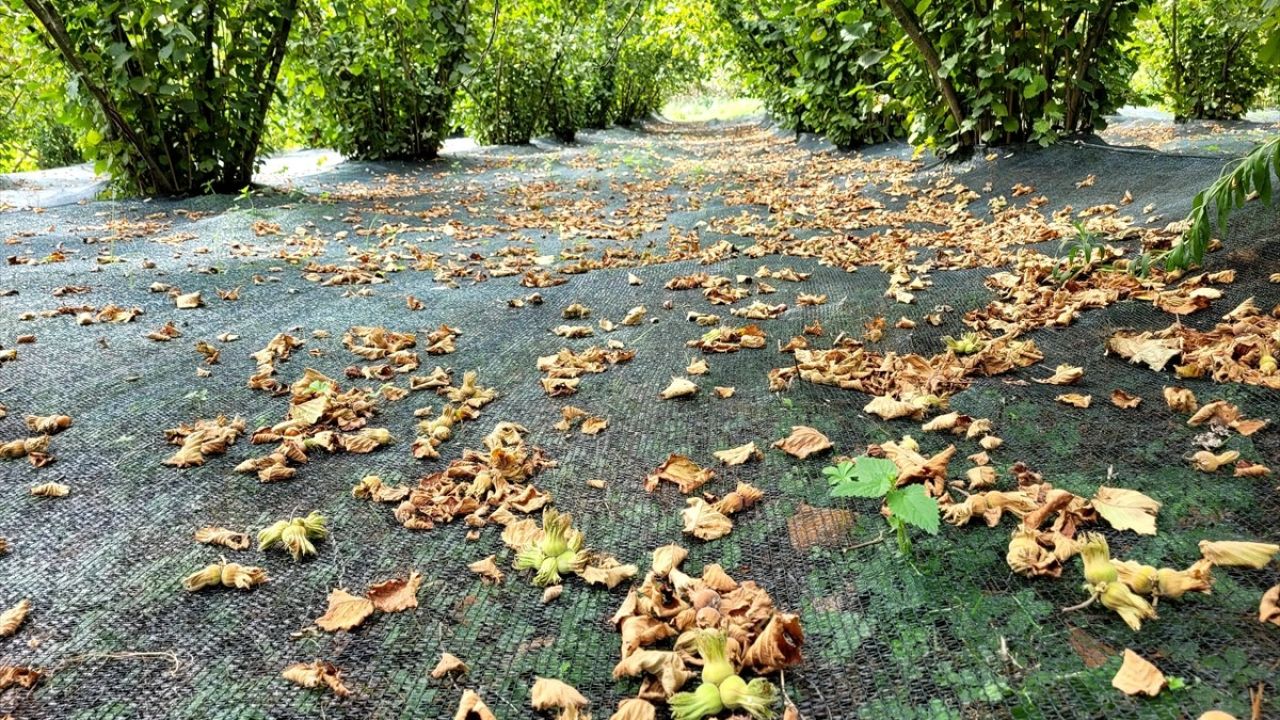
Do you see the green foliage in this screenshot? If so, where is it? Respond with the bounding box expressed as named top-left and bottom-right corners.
top-left (455, 0), bottom-right (597, 144)
top-left (825, 456), bottom-right (939, 553)
top-left (19, 0), bottom-right (300, 195)
top-left (1160, 135), bottom-right (1280, 270)
top-left (715, 0), bottom-right (1139, 154)
top-left (713, 0), bottom-right (907, 148)
top-left (281, 0), bottom-right (471, 161)
top-left (456, 0), bottom-right (712, 145)
top-left (1131, 0), bottom-right (1270, 120)
top-left (0, 9), bottom-right (82, 172)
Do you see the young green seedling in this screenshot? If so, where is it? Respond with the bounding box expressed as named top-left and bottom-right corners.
top-left (824, 456), bottom-right (940, 554)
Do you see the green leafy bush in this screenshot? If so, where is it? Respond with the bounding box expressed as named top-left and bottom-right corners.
top-left (456, 0), bottom-right (595, 144)
top-left (0, 9), bottom-right (81, 172)
top-left (715, 0), bottom-right (906, 148)
top-left (283, 0), bottom-right (472, 160)
top-left (1131, 0), bottom-right (1269, 120)
top-left (716, 0), bottom-right (1139, 153)
top-left (825, 456), bottom-right (939, 554)
top-left (18, 0), bottom-right (300, 195)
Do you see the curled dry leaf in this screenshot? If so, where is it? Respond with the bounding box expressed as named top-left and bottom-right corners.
top-left (1261, 585), bottom-right (1279, 627)
top-left (660, 377), bottom-right (698, 400)
top-left (1163, 386), bottom-right (1198, 413)
top-left (1055, 393), bottom-right (1092, 408)
top-left (742, 613), bottom-right (805, 673)
top-left (194, 526), bottom-right (250, 550)
top-left (713, 442), bottom-right (761, 466)
top-left (1112, 649), bottom-right (1165, 697)
top-left (686, 358), bottom-right (709, 375)
top-left (1034, 364), bottom-right (1083, 385)
top-left (864, 395), bottom-right (926, 420)
top-left (1106, 333), bottom-right (1180, 371)
top-left (1110, 390), bottom-right (1142, 409)
top-left (651, 545), bottom-right (688, 576)
top-left (367, 571), bottom-right (422, 613)
top-left (174, 291), bottom-right (203, 309)
top-left (0, 665), bottom-right (41, 691)
top-left (315, 588), bottom-right (375, 632)
top-left (645, 454), bottom-right (715, 494)
top-left (281, 660), bottom-right (351, 697)
top-left (681, 497), bottom-right (733, 540)
top-left (530, 677), bottom-right (589, 711)
top-left (468, 555), bottom-right (504, 584)
top-left (772, 425), bottom-right (832, 459)
top-left (0, 599), bottom-right (31, 637)
top-left (621, 306), bottom-right (647, 326)
top-left (1199, 540), bottom-right (1278, 569)
top-left (581, 416), bottom-right (608, 436)
top-left (1191, 450), bottom-right (1239, 473)
top-left (30, 482), bottom-right (69, 498)
top-left (714, 386), bottom-right (735, 398)
top-left (1091, 487), bottom-right (1160, 536)
top-left (430, 652), bottom-right (468, 679)
top-left (610, 698), bottom-right (657, 720)
top-left (455, 689), bottom-right (498, 720)
top-left (24, 415), bottom-right (71, 435)
top-left (712, 482), bottom-right (764, 515)
top-left (1233, 460), bottom-right (1272, 478)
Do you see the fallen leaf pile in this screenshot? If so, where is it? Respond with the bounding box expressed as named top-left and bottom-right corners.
top-left (609, 545), bottom-right (803, 715)
top-left (394, 422), bottom-right (554, 531)
top-left (1109, 313), bottom-right (1280, 389)
top-left (538, 345), bottom-right (635, 396)
top-left (235, 369), bottom-right (391, 481)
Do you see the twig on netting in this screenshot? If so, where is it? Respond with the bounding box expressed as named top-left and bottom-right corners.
top-left (1060, 593), bottom-right (1097, 613)
top-left (55, 650), bottom-right (184, 677)
top-left (842, 531), bottom-right (886, 553)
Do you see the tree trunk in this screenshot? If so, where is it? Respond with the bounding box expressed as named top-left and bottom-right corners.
top-left (22, 0), bottom-right (175, 193)
top-left (1062, 0), bottom-right (1116, 133)
top-left (879, 0), bottom-right (970, 146)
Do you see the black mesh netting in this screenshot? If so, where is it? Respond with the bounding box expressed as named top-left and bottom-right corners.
top-left (0, 122), bottom-right (1276, 720)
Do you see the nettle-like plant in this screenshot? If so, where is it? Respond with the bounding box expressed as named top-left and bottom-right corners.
top-left (20, 0), bottom-right (300, 195)
top-left (825, 455), bottom-right (939, 554)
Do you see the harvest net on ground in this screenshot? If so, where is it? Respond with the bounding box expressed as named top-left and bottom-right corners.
top-left (0, 121), bottom-right (1277, 719)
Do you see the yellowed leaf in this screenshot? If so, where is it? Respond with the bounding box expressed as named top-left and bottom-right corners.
top-left (0, 599), bottom-right (30, 637)
top-left (430, 652), bottom-right (468, 679)
top-left (315, 588), bottom-right (374, 632)
top-left (581, 416), bottom-right (608, 435)
top-left (1055, 393), bottom-right (1092, 408)
top-left (1110, 389), bottom-right (1142, 409)
top-left (713, 442), bottom-right (761, 466)
top-left (772, 425), bottom-right (832, 459)
top-left (681, 497), bottom-right (733, 540)
top-left (660, 376), bottom-right (698, 399)
top-left (282, 660), bottom-right (351, 697)
top-left (1261, 585), bottom-right (1279, 626)
top-left (645, 454), bottom-right (715, 493)
top-left (1091, 487), bottom-right (1160, 536)
top-left (1199, 540), bottom-right (1278, 569)
top-left (1034, 365), bottom-right (1083, 385)
top-left (367, 571), bottom-right (421, 613)
top-left (468, 555), bottom-right (504, 584)
top-left (1112, 649), bottom-right (1165, 697)
top-left (530, 677), bottom-right (589, 711)
top-left (455, 689), bottom-right (498, 720)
